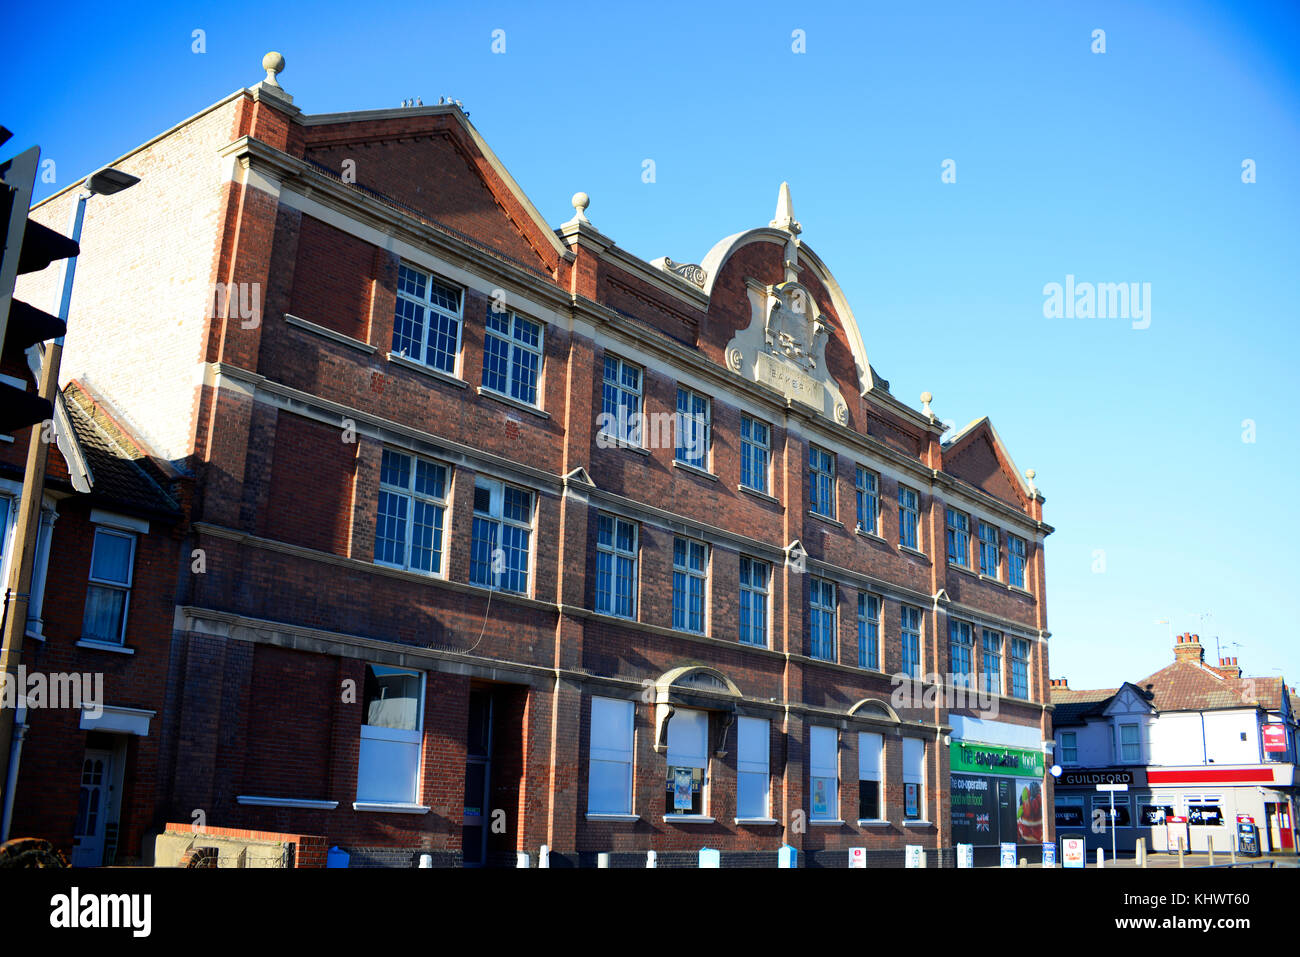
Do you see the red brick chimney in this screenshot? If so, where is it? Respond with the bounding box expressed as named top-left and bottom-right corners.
top-left (1049, 677), bottom-right (1068, 690)
top-left (1174, 632), bottom-right (1204, 664)
top-left (1216, 656), bottom-right (1242, 679)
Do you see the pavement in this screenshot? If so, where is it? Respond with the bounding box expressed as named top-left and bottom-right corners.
top-left (997, 851), bottom-right (1298, 868)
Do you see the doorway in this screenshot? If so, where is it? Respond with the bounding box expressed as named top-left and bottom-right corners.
top-left (71, 749), bottom-right (113, 867)
top-left (462, 689), bottom-right (493, 867)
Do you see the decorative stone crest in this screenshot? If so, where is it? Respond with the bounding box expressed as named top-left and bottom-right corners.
top-left (764, 280), bottom-right (825, 372)
top-left (834, 402), bottom-right (848, 425)
top-left (726, 347), bottom-right (743, 372)
top-left (659, 257), bottom-right (707, 288)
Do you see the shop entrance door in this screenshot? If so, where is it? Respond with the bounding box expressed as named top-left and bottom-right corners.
top-left (70, 750), bottom-right (113, 867)
top-left (462, 690), bottom-right (494, 867)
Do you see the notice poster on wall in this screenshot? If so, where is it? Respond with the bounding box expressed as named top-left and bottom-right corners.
top-left (952, 774), bottom-right (1044, 847)
top-left (673, 767), bottom-right (693, 810)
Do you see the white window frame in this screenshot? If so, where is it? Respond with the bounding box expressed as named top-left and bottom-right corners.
top-left (740, 415), bottom-right (771, 494)
top-left (898, 485), bottom-right (920, 550)
top-left (1120, 722), bottom-right (1140, 763)
top-left (978, 521), bottom-right (1000, 578)
top-left (599, 354), bottom-right (643, 447)
top-left (738, 556), bottom-right (770, 648)
top-left (809, 577), bottom-right (837, 661)
top-left (903, 737), bottom-right (926, 822)
top-left (392, 263), bottom-right (464, 375)
top-left (82, 526), bottom-right (137, 645)
top-left (809, 444), bottom-right (836, 518)
top-left (1008, 534), bottom-right (1028, 588)
top-left (855, 466), bottom-right (879, 534)
top-left (595, 512), bottom-right (638, 619)
top-left (1060, 731), bottom-right (1078, 764)
top-left (357, 664), bottom-right (426, 807)
top-left (469, 476), bottom-right (534, 595)
top-left (675, 386), bottom-right (711, 470)
top-left (858, 731), bottom-right (884, 822)
top-left (374, 448), bottom-right (449, 576)
top-left (1011, 637), bottom-right (1030, 699)
top-left (857, 593), bottom-right (880, 670)
top-left (950, 619), bottom-right (974, 687)
top-left (481, 308), bottom-right (544, 407)
top-left (901, 605), bottom-right (922, 679)
top-left (810, 726), bottom-right (839, 821)
top-left (671, 536), bottom-right (709, 635)
top-left (946, 507), bottom-right (970, 567)
top-left (666, 707), bottom-right (710, 816)
top-left (588, 696), bottom-right (635, 816)
top-left (736, 716), bottom-right (770, 821)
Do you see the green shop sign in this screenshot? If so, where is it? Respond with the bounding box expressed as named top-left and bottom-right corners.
top-left (951, 742), bottom-right (1044, 777)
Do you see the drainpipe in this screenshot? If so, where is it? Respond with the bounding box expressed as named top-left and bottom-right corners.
top-left (1, 701), bottom-right (27, 841)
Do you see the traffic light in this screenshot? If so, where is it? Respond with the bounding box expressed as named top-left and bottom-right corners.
top-left (0, 127), bottom-right (79, 433)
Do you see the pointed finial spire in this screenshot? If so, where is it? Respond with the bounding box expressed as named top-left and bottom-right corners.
top-left (770, 181), bottom-right (801, 235)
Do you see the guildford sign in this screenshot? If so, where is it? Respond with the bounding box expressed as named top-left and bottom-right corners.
top-left (1056, 767), bottom-right (1146, 788)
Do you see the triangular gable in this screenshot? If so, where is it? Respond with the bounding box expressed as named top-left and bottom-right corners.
top-left (301, 107), bottom-right (566, 276)
top-left (1103, 683), bottom-right (1156, 717)
top-left (943, 417), bottom-right (1031, 510)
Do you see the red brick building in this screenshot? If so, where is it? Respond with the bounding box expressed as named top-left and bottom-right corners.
top-left (1, 369), bottom-right (184, 864)
top-left (12, 53), bottom-right (1055, 866)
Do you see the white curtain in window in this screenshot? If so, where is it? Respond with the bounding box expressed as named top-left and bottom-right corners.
top-left (667, 708), bottom-right (708, 768)
top-left (903, 737), bottom-right (924, 784)
top-left (859, 732), bottom-right (883, 780)
top-left (737, 716), bottom-right (769, 818)
top-left (589, 697), bottom-right (634, 814)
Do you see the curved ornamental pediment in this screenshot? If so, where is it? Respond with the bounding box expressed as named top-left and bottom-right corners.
top-left (651, 665), bottom-right (742, 757)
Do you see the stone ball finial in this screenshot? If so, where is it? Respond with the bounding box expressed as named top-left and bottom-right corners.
top-left (572, 192), bottom-right (590, 213)
top-left (920, 391), bottom-right (933, 405)
top-left (1026, 469), bottom-right (1036, 480)
top-left (920, 392), bottom-right (934, 420)
top-left (262, 51), bottom-right (286, 87)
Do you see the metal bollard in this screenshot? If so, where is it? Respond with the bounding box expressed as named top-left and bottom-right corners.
top-left (1096, 848), bottom-right (1105, 869)
top-left (1137, 838), bottom-right (1146, 868)
top-left (1177, 837), bottom-right (1185, 868)
top-left (539, 845), bottom-right (550, 869)
top-left (597, 852), bottom-right (611, 869)
top-left (1019, 858), bottom-right (1027, 868)
top-left (419, 853), bottom-right (432, 868)
top-left (1208, 834), bottom-right (1214, 866)
top-left (646, 850), bottom-right (657, 868)
top-left (516, 851), bottom-right (530, 868)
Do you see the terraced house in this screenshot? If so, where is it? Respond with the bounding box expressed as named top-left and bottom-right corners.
top-left (13, 53), bottom-right (1055, 866)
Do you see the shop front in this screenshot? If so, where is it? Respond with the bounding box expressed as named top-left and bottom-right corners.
top-left (950, 740), bottom-right (1046, 866)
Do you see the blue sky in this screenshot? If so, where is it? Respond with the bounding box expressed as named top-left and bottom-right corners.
top-left (4, 0), bottom-right (1297, 689)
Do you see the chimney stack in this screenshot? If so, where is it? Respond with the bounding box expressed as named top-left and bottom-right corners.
top-left (1216, 656), bottom-right (1242, 679)
top-left (1173, 632), bottom-right (1204, 664)
top-left (1049, 677), bottom-right (1068, 690)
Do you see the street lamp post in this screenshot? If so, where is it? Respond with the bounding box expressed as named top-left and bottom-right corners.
top-left (0, 167), bottom-right (139, 828)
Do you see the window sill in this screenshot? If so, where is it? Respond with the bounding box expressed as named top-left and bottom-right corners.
top-left (903, 820), bottom-right (933, 828)
top-left (978, 573), bottom-right (1007, 588)
top-left (352, 802), bottom-right (431, 814)
top-left (476, 386), bottom-right (549, 418)
top-left (857, 819), bottom-right (891, 827)
top-left (810, 819), bottom-right (846, 826)
top-left (238, 795), bottom-right (339, 810)
top-left (1008, 584), bottom-right (1034, 598)
top-left (899, 545), bottom-right (929, 561)
top-left (586, 813), bottom-right (640, 822)
top-left (387, 351), bottom-right (467, 387)
top-left (75, 639), bottom-right (134, 655)
top-left (809, 511), bottom-right (842, 528)
top-left (672, 460), bottom-right (717, 482)
top-left (737, 484), bottom-right (780, 505)
top-left (855, 528), bottom-right (886, 543)
top-left (285, 313), bottom-right (377, 354)
top-left (734, 817), bottom-right (779, 826)
top-left (662, 815), bottom-right (715, 825)
top-left (948, 561), bottom-right (976, 577)
top-left (596, 435), bottom-right (650, 455)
